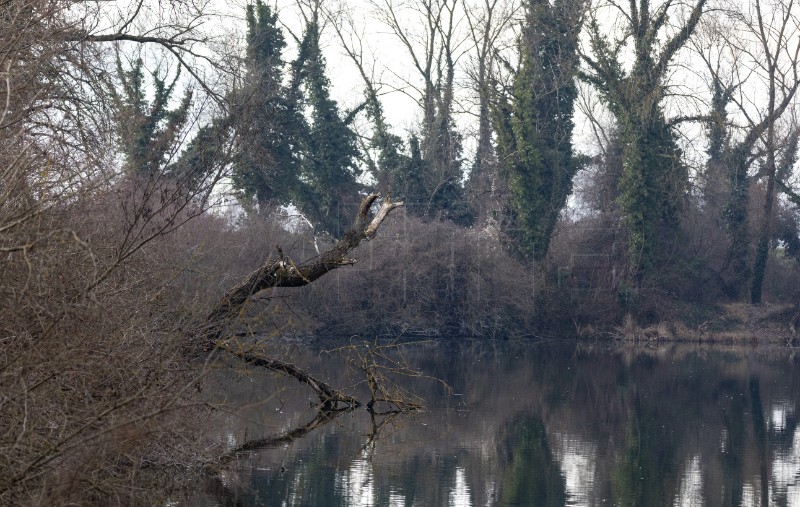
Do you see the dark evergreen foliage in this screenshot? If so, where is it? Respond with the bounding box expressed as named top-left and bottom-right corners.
top-left (395, 135), bottom-right (428, 216)
top-left (297, 16), bottom-right (363, 236)
top-left (494, 0), bottom-right (585, 260)
top-left (110, 56), bottom-right (192, 177)
top-left (232, 2), bottom-right (364, 236)
top-left (232, 0), bottom-right (306, 213)
top-left (581, 0), bottom-right (706, 279)
top-left (166, 119), bottom-right (231, 191)
top-left (363, 83), bottom-right (406, 195)
top-left (419, 115), bottom-right (473, 225)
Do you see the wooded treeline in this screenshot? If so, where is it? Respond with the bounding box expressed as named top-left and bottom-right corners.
top-left (203, 0), bottom-right (800, 326)
top-left (2, 0), bottom-right (800, 503)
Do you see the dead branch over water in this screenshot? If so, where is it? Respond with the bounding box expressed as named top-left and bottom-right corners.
top-left (201, 193), bottom-right (405, 409)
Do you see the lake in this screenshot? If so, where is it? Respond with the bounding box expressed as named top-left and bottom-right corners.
top-left (187, 339), bottom-right (800, 506)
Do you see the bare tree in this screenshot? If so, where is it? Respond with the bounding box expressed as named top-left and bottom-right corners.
top-left (462, 0), bottom-right (520, 224)
top-left (324, 1), bottom-right (405, 193)
top-left (695, 0), bottom-right (800, 301)
top-left (739, 0), bottom-right (800, 303)
top-left (370, 0), bottom-right (471, 220)
top-left (0, 0), bottom-right (237, 502)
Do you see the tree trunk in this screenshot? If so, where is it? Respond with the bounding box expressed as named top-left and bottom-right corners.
top-left (751, 169), bottom-right (776, 304)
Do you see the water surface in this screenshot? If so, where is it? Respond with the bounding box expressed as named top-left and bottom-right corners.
top-left (196, 340), bottom-right (800, 506)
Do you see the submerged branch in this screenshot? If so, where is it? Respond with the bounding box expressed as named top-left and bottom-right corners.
top-left (215, 343), bottom-right (360, 409)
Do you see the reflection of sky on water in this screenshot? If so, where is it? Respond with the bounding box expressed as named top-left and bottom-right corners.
top-left (336, 452), bottom-right (374, 506)
top-left (388, 491), bottom-right (405, 507)
top-left (553, 433), bottom-right (597, 507)
top-left (763, 400), bottom-right (800, 506)
top-left (721, 428), bottom-right (728, 453)
top-left (335, 458), bottom-right (477, 507)
top-left (673, 455), bottom-right (703, 507)
top-left (449, 467), bottom-right (471, 507)
top-left (770, 426), bottom-right (800, 506)
top-left (742, 483), bottom-right (760, 506)
top-left (771, 401), bottom-right (795, 433)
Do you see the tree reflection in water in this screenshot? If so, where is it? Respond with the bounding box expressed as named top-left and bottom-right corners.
top-left (498, 415), bottom-right (565, 506)
top-left (190, 341), bottom-right (800, 506)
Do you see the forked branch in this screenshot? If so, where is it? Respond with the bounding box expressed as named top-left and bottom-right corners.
top-left (205, 194), bottom-right (401, 327)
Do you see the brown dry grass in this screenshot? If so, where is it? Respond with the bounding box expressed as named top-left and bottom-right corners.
top-left (610, 303), bottom-right (797, 345)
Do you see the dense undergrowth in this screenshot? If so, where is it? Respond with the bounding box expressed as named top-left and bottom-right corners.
top-left (5, 180), bottom-right (800, 504)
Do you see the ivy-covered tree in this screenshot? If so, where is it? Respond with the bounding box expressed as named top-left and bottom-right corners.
top-left (421, 108), bottom-right (471, 224)
top-left (233, 2), bottom-right (367, 236)
top-left (703, 73), bottom-right (736, 216)
top-left (232, 0), bottom-right (306, 213)
top-left (395, 134), bottom-right (430, 216)
top-left (368, 102), bottom-right (407, 196)
top-left (702, 74), bottom-right (759, 299)
top-left (111, 56), bottom-right (192, 177)
top-left (297, 15), bottom-right (363, 236)
top-left (700, 66), bottom-right (769, 300)
top-left (581, 0), bottom-right (706, 279)
top-left (494, 0), bottom-right (586, 260)
top-left (166, 118), bottom-right (232, 200)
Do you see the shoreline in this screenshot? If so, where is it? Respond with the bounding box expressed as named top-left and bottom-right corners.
top-left (593, 302), bottom-right (800, 345)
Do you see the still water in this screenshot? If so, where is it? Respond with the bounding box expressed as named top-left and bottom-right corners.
top-left (197, 340), bottom-right (800, 506)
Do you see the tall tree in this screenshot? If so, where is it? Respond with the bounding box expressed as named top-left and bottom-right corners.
top-left (395, 134), bottom-right (431, 210)
top-left (232, 0), bottom-right (306, 213)
top-left (581, 0), bottom-right (706, 279)
top-left (166, 117), bottom-right (233, 204)
top-left (325, 3), bottom-right (408, 195)
top-left (746, 0), bottom-right (800, 303)
top-left (463, 0), bottom-right (520, 225)
top-left (696, 1), bottom-right (800, 301)
top-left (296, 13), bottom-right (363, 236)
top-left (695, 39), bottom-right (753, 298)
top-left (493, 0), bottom-right (586, 260)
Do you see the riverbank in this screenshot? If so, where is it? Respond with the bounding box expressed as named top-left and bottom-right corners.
top-left (589, 302), bottom-right (800, 345)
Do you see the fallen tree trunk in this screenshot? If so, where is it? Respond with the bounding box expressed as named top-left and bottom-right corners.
top-left (201, 193), bottom-right (403, 407)
top-left (215, 344), bottom-right (360, 408)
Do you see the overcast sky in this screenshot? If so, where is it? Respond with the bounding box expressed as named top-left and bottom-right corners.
top-left (105, 0), bottom-right (799, 187)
